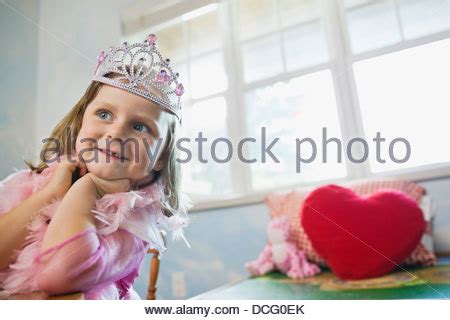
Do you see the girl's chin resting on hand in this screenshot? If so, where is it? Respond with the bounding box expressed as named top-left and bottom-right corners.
top-left (78, 172), bottom-right (132, 198)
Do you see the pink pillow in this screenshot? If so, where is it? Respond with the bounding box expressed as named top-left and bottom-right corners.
top-left (264, 179), bottom-right (436, 266)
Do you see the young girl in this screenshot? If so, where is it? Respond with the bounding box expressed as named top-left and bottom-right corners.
top-left (0, 34), bottom-right (192, 299)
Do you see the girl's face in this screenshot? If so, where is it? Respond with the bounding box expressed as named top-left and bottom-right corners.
top-left (75, 84), bottom-right (170, 188)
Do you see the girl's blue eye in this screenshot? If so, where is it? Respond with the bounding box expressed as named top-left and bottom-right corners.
top-left (96, 109), bottom-right (150, 133)
top-left (133, 123), bottom-right (150, 133)
top-left (97, 110), bottom-right (112, 120)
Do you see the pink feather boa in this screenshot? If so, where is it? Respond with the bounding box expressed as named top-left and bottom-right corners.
top-left (0, 161), bottom-right (192, 298)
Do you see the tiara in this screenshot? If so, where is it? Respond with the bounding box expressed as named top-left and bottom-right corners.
top-left (92, 34), bottom-right (184, 122)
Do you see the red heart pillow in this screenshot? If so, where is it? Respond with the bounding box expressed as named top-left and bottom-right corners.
top-left (301, 185), bottom-right (426, 280)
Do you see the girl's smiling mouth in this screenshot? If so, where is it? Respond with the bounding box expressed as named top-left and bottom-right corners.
top-left (96, 147), bottom-right (128, 161)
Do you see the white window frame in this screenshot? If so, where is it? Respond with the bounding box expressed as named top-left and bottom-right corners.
top-left (331, 0), bottom-right (450, 181)
top-left (122, 0), bottom-right (450, 212)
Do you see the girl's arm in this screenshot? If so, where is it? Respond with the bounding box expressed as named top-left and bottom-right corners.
top-left (0, 187), bottom-right (56, 270)
top-left (40, 174), bottom-right (98, 252)
top-left (36, 173), bottom-right (138, 296)
top-left (0, 155), bottom-right (87, 270)
top-left (40, 172), bottom-right (130, 251)
top-left (36, 228), bottom-right (146, 296)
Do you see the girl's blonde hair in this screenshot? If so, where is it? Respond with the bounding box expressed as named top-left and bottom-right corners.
top-left (25, 69), bottom-right (187, 218)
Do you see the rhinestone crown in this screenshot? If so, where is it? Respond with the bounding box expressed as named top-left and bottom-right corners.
top-left (92, 34), bottom-right (184, 122)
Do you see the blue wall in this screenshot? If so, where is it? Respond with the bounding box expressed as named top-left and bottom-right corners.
top-left (0, 0), bottom-right (39, 175)
top-left (133, 201), bottom-right (271, 299)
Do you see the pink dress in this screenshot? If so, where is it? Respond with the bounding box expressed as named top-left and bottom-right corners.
top-left (0, 161), bottom-right (191, 299)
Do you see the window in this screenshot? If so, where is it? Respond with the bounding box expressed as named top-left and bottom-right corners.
top-left (341, 0), bottom-right (450, 174)
top-left (245, 70), bottom-right (346, 190)
top-left (122, 0), bottom-right (450, 206)
top-left (354, 37), bottom-right (450, 173)
top-left (238, 0), bottom-right (329, 82)
top-left (344, 0), bottom-right (450, 53)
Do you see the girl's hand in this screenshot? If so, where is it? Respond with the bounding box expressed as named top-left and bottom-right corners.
top-left (84, 173), bottom-right (131, 199)
top-left (43, 154), bottom-right (88, 199)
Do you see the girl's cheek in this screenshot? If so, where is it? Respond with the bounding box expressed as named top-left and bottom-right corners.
top-left (139, 137), bottom-right (156, 156)
top-left (81, 120), bottom-right (100, 135)
top-left (137, 142), bottom-right (155, 169)
top-left (75, 124), bottom-right (99, 152)
top-left (79, 123), bottom-right (105, 143)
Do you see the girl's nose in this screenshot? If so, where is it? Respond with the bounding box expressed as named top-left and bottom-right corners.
top-left (106, 123), bottom-right (127, 142)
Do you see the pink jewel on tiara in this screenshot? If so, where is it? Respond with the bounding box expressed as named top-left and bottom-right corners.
top-left (175, 83), bottom-right (184, 96)
top-left (147, 34), bottom-right (157, 45)
top-left (97, 51), bottom-right (106, 63)
top-left (157, 70), bottom-right (170, 84)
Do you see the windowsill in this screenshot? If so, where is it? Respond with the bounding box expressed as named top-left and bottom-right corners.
top-left (188, 163), bottom-right (450, 213)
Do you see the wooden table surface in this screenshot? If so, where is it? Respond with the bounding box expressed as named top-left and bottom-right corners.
top-left (191, 257), bottom-right (450, 300)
